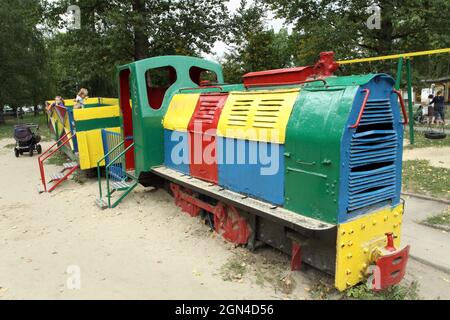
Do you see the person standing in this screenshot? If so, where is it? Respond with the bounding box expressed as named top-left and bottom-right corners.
top-left (431, 91), bottom-right (445, 125)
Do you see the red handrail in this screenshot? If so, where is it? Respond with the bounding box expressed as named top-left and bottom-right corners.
top-left (38, 132), bottom-right (76, 192)
top-left (349, 89), bottom-right (371, 129)
top-left (38, 131), bottom-right (71, 162)
top-left (393, 90), bottom-right (409, 125)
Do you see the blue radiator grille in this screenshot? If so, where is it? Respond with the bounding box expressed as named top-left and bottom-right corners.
top-left (347, 98), bottom-right (397, 212)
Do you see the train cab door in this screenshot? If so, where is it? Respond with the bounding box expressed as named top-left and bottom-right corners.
top-left (119, 68), bottom-right (135, 170)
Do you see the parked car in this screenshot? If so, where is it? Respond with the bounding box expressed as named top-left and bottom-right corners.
top-left (3, 106), bottom-right (14, 116)
top-left (22, 106), bottom-right (35, 114)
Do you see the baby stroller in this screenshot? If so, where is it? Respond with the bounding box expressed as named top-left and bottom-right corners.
top-left (413, 105), bottom-right (426, 124)
top-left (13, 124), bottom-right (42, 157)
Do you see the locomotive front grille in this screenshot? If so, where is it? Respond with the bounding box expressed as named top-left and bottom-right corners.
top-left (347, 98), bottom-right (397, 212)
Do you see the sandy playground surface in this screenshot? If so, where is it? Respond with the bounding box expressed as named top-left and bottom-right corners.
top-left (0, 137), bottom-right (449, 300)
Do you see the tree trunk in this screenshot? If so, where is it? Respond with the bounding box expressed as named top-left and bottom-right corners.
top-left (132, 0), bottom-right (148, 61)
top-left (378, 0), bottom-right (394, 54)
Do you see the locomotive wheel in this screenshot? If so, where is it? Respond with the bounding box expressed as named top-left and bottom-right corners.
top-left (214, 204), bottom-right (251, 245)
top-left (425, 131), bottom-right (446, 140)
top-left (36, 144), bottom-right (42, 154)
top-left (14, 148), bottom-right (19, 158)
top-left (29, 149), bottom-right (34, 157)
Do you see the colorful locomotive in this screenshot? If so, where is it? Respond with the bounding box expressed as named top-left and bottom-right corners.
top-left (97, 52), bottom-right (410, 291)
top-left (101, 52), bottom-right (409, 290)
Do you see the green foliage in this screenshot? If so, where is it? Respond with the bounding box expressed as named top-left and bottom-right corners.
top-left (222, 1), bottom-right (294, 83)
top-left (41, 0), bottom-right (229, 98)
top-left (0, 0), bottom-right (50, 112)
top-left (264, 0), bottom-right (450, 86)
top-left (402, 160), bottom-right (450, 199)
top-left (46, 150), bottom-right (69, 166)
top-left (346, 281), bottom-right (420, 300)
top-left (0, 114), bottom-right (49, 140)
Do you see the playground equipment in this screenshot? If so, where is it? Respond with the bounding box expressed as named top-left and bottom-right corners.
top-left (96, 52), bottom-right (410, 291)
top-left (39, 97), bottom-right (120, 192)
top-left (338, 48), bottom-right (450, 144)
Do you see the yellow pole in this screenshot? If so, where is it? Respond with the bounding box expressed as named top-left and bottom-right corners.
top-left (338, 48), bottom-right (450, 65)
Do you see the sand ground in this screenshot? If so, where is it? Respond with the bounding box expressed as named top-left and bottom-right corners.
top-left (0, 138), bottom-right (449, 300)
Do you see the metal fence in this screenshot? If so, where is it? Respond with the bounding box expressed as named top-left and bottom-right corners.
top-left (101, 129), bottom-right (126, 181)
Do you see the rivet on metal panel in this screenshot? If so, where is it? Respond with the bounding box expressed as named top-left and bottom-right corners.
top-left (341, 243), bottom-right (346, 248)
top-left (347, 240), bottom-right (353, 247)
top-left (372, 220), bottom-right (377, 226)
top-left (346, 282), bottom-right (351, 287)
top-left (363, 248), bottom-right (369, 254)
top-left (393, 223), bottom-right (398, 228)
top-left (384, 215), bottom-right (388, 221)
top-left (361, 224), bottom-right (366, 230)
top-left (347, 253), bottom-right (353, 259)
top-left (394, 212), bottom-right (399, 217)
top-left (346, 269), bottom-right (352, 275)
top-left (349, 229), bottom-right (354, 235)
top-left (341, 230), bottom-right (346, 235)
top-left (362, 263), bottom-right (368, 269)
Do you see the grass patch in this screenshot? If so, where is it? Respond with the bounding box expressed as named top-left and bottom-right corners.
top-left (46, 151), bottom-right (69, 166)
top-left (220, 254), bottom-right (247, 282)
top-left (346, 281), bottom-right (420, 300)
top-left (402, 160), bottom-right (450, 200)
top-left (220, 250), bottom-right (297, 295)
top-left (404, 130), bottom-right (450, 149)
top-left (309, 280), bottom-right (338, 300)
top-left (253, 260), bottom-right (297, 295)
top-left (423, 207), bottom-right (450, 227)
top-left (71, 170), bottom-right (87, 184)
top-left (0, 114), bottom-right (50, 140)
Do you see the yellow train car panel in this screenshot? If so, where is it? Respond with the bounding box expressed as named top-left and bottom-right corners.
top-left (45, 97), bottom-right (121, 170)
top-left (217, 89), bottom-right (300, 143)
top-left (77, 127), bottom-right (121, 169)
top-left (163, 93), bottom-right (200, 131)
top-left (73, 105), bottom-right (121, 121)
top-left (335, 204), bottom-right (404, 291)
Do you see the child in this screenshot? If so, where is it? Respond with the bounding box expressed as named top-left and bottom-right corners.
top-left (47, 96), bottom-right (65, 111)
top-left (74, 88), bottom-right (88, 109)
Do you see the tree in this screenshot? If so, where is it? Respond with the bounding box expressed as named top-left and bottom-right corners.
top-left (41, 0), bottom-right (230, 97)
top-left (264, 0), bottom-right (450, 84)
top-left (0, 0), bottom-right (49, 122)
top-left (222, 0), bottom-right (294, 83)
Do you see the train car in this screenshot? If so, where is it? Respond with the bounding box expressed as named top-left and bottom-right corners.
top-left (40, 97), bottom-right (120, 192)
top-left (98, 52), bottom-right (410, 291)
